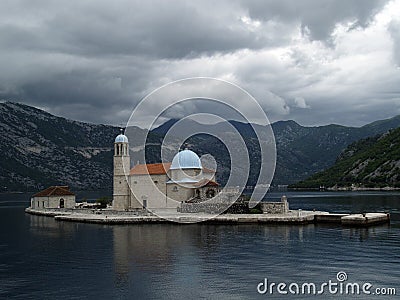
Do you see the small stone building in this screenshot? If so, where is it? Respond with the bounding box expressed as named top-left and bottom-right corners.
top-left (260, 195), bottom-right (289, 214)
top-left (31, 186), bottom-right (76, 209)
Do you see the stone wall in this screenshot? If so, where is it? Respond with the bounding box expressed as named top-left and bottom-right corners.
top-left (179, 189), bottom-right (247, 214)
top-left (74, 208), bottom-right (151, 216)
top-left (191, 186), bottom-right (219, 202)
top-left (179, 202), bottom-right (250, 214)
top-left (179, 195), bottom-right (290, 215)
top-left (260, 201), bottom-right (289, 214)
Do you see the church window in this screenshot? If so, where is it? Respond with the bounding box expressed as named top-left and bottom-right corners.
top-left (206, 188), bottom-right (216, 198)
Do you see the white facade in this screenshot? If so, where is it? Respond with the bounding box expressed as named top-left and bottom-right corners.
top-left (112, 133), bottom-right (219, 211)
top-left (30, 186), bottom-right (76, 209)
top-left (31, 195), bottom-right (75, 209)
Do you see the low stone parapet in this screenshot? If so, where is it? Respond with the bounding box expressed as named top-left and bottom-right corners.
top-left (179, 202), bottom-right (250, 214)
top-left (25, 207), bottom-right (150, 217)
top-left (260, 201), bottom-right (289, 214)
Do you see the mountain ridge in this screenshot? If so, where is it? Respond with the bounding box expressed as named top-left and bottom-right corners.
top-left (292, 127), bottom-right (400, 189)
top-left (1, 101), bottom-right (400, 191)
top-left (151, 115), bottom-right (400, 185)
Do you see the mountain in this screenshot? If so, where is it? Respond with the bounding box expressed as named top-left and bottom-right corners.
top-left (292, 127), bottom-right (400, 188)
top-left (0, 102), bottom-right (147, 191)
top-left (361, 115), bottom-right (400, 135)
top-left (151, 115), bottom-right (400, 185)
top-left (1, 101), bottom-right (400, 191)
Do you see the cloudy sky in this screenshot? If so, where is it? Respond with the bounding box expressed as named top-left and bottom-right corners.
top-left (1, 0), bottom-right (400, 127)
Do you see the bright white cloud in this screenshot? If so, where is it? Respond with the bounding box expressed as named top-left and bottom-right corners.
top-left (294, 97), bottom-right (310, 109)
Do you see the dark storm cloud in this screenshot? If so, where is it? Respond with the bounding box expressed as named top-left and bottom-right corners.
top-left (0, 0), bottom-right (398, 126)
top-left (244, 0), bottom-right (388, 41)
top-left (0, 0), bottom-right (290, 124)
top-left (0, 0), bottom-right (281, 59)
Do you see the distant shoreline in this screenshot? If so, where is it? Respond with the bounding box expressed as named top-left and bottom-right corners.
top-left (0, 188), bottom-right (112, 195)
top-left (3, 188), bottom-right (400, 196)
top-left (289, 187), bottom-right (400, 191)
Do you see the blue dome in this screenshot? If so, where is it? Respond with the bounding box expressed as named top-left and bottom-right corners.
top-left (170, 150), bottom-right (202, 170)
top-left (115, 134), bottom-right (128, 143)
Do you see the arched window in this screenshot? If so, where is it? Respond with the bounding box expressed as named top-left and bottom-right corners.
top-left (141, 195), bottom-right (148, 209)
top-left (59, 198), bottom-right (65, 208)
top-left (206, 188), bottom-right (216, 198)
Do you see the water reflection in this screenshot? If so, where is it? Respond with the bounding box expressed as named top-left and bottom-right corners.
top-left (28, 214), bottom-right (78, 238)
top-left (343, 225), bottom-right (391, 241)
top-left (111, 223), bottom-right (315, 287)
top-left (2, 191), bottom-right (399, 299)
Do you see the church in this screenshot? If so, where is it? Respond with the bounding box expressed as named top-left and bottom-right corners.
top-left (112, 132), bottom-right (220, 211)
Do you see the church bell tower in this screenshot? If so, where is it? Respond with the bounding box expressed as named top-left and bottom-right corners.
top-left (113, 129), bottom-right (131, 210)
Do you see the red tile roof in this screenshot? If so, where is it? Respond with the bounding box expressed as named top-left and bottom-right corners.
top-left (33, 186), bottom-right (75, 197)
top-left (203, 167), bottom-right (215, 174)
top-left (192, 179), bottom-right (219, 187)
top-left (129, 163), bottom-right (216, 175)
top-left (130, 163), bottom-right (171, 175)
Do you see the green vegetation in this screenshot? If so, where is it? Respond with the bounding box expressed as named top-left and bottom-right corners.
top-left (249, 207), bottom-right (263, 214)
top-left (291, 128), bottom-right (400, 188)
top-left (96, 196), bottom-right (112, 208)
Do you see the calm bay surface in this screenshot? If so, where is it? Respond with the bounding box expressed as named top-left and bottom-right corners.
top-left (0, 191), bottom-right (399, 299)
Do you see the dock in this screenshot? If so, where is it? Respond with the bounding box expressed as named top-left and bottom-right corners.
top-left (315, 212), bottom-right (390, 226)
top-left (340, 213), bottom-right (390, 226)
top-left (49, 209), bottom-right (324, 224)
top-left (315, 213), bottom-right (349, 223)
top-left (25, 208), bottom-right (390, 226)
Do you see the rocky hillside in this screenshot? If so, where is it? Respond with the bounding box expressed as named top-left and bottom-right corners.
top-left (292, 127), bottom-right (400, 188)
top-left (153, 116), bottom-right (400, 185)
top-left (1, 101), bottom-right (400, 191)
top-left (0, 102), bottom-right (146, 191)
